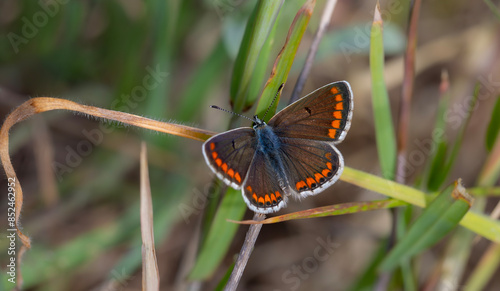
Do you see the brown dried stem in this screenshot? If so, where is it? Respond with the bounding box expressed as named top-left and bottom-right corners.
top-left (224, 213), bottom-right (265, 291)
top-left (288, 0), bottom-right (338, 104)
top-left (0, 97), bottom-right (215, 256)
top-left (396, 0), bottom-right (422, 184)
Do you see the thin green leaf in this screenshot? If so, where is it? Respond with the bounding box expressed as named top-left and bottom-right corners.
top-left (244, 19), bottom-right (279, 111)
top-left (231, 0), bottom-right (283, 113)
top-left (483, 0), bottom-right (500, 20)
top-left (425, 70), bottom-right (451, 191)
top-left (370, 4), bottom-right (397, 180)
top-left (468, 187), bottom-right (500, 196)
top-left (340, 167), bottom-right (500, 243)
top-left (379, 180), bottom-right (472, 271)
top-left (428, 84), bottom-right (480, 191)
top-left (477, 130), bottom-right (500, 188)
top-left (255, 0), bottom-right (316, 121)
top-left (485, 95), bottom-right (500, 151)
top-left (188, 188), bottom-right (247, 279)
top-left (348, 239), bottom-right (389, 291)
top-left (426, 141), bottom-right (448, 191)
top-left (214, 262), bottom-right (235, 291)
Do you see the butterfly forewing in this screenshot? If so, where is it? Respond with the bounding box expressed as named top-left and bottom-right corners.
top-left (277, 137), bottom-right (344, 198)
top-left (268, 81), bottom-right (353, 143)
top-left (203, 128), bottom-right (256, 189)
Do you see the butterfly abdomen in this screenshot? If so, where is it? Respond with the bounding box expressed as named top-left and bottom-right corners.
top-left (255, 125), bottom-right (288, 182)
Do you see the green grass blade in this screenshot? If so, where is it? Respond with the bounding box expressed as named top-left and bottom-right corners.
top-left (425, 71), bottom-right (451, 191)
top-left (428, 84), bottom-right (480, 191)
top-left (244, 20), bottom-right (279, 111)
top-left (255, 0), bottom-right (316, 121)
top-left (485, 95), bottom-right (500, 151)
top-left (483, 0), bottom-right (500, 20)
top-left (341, 167), bottom-right (500, 242)
top-left (370, 4), bottom-right (396, 180)
top-left (348, 239), bottom-right (389, 291)
top-left (441, 84), bottom-right (480, 176)
top-left (379, 180), bottom-right (472, 271)
top-left (188, 188), bottom-right (247, 279)
top-left (230, 0), bottom-right (283, 113)
top-left (214, 263), bottom-right (235, 291)
top-left (478, 127), bottom-right (500, 188)
top-left (426, 141), bottom-right (448, 191)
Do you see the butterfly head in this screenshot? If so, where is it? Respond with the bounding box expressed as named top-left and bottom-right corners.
top-left (252, 115), bottom-right (266, 129)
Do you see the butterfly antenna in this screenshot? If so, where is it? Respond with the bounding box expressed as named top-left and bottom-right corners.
top-left (210, 105), bottom-right (255, 122)
top-left (262, 83), bottom-right (285, 120)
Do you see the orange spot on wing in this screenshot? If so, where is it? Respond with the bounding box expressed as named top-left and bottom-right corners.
top-left (270, 193), bottom-right (277, 204)
top-left (215, 159), bottom-right (222, 167)
top-left (210, 142), bottom-right (215, 151)
top-left (227, 168), bottom-right (234, 178)
top-left (306, 177), bottom-right (316, 187)
top-left (314, 173), bottom-right (323, 183)
top-left (335, 103), bottom-right (344, 110)
top-left (322, 169), bottom-right (331, 177)
top-left (246, 185), bottom-right (252, 192)
top-left (211, 152), bottom-right (218, 159)
top-left (258, 197), bottom-right (265, 205)
top-left (329, 129), bottom-right (337, 138)
top-left (296, 181), bottom-right (307, 191)
top-left (221, 163), bottom-right (228, 172)
top-left (331, 120), bottom-right (341, 129)
top-left (252, 193), bottom-right (258, 203)
top-left (333, 111), bottom-right (342, 119)
top-left (325, 152), bottom-right (332, 160)
top-left (326, 162), bottom-right (332, 170)
top-left (275, 191), bottom-right (282, 201)
top-left (235, 173), bottom-right (242, 183)
top-left (330, 87), bottom-right (339, 94)
top-left (335, 94), bottom-right (343, 102)
top-left (264, 195), bottom-right (271, 205)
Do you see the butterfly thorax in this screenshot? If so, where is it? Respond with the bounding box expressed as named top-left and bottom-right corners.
top-left (255, 125), bottom-right (280, 152)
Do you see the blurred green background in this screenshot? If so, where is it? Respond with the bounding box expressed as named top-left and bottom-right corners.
top-left (1, 0), bottom-right (499, 290)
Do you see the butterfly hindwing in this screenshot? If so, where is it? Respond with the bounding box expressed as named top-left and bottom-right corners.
top-left (277, 137), bottom-right (344, 198)
top-left (242, 149), bottom-right (288, 214)
top-left (268, 81), bottom-right (353, 143)
top-left (203, 128), bottom-right (256, 189)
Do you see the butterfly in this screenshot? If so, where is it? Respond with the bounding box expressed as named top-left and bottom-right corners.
top-left (203, 81), bottom-right (353, 214)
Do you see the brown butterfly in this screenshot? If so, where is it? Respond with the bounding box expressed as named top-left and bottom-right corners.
top-left (203, 81), bottom-right (353, 213)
